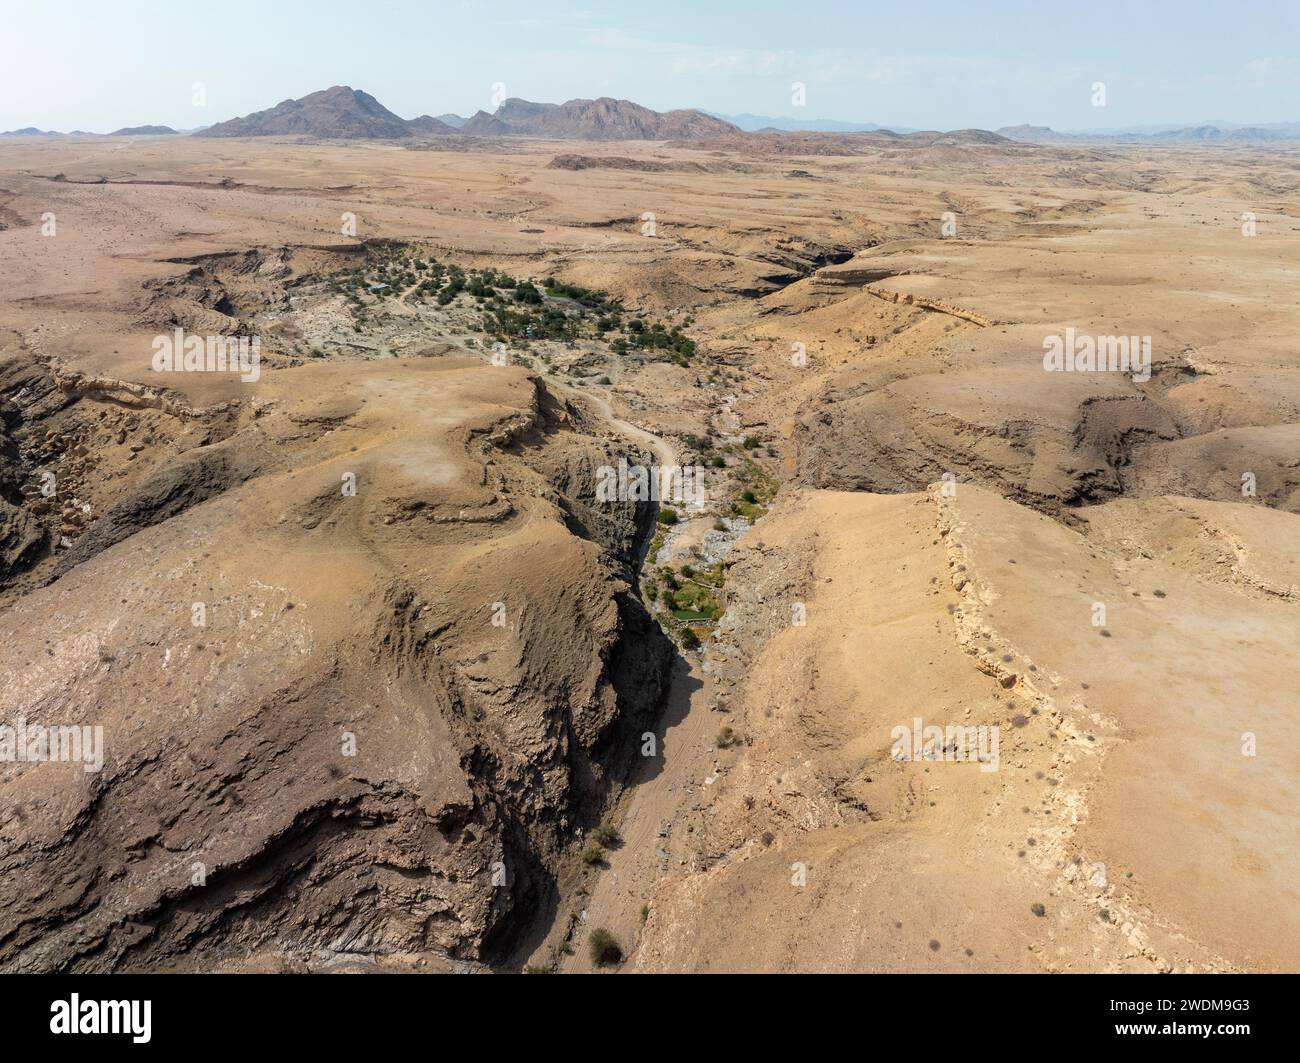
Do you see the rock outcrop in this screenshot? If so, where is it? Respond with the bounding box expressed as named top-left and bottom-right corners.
top-left (0, 357), bottom-right (672, 971)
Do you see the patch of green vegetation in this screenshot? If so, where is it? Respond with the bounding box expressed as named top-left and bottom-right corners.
top-left (739, 458), bottom-right (780, 502)
top-left (592, 823), bottom-right (621, 848)
top-left (543, 278), bottom-right (622, 313)
top-left (589, 928), bottom-right (623, 967)
top-left (693, 562), bottom-right (727, 588)
top-left (342, 248), bottom-right (700, 365)
top-left (665, 580), bottom-right (723, 620)
top-left (725, 457), bottom-right (779, 521)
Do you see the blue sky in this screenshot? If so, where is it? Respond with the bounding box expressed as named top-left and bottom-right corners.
top-left (2, 0), bottom-right (1297, 132)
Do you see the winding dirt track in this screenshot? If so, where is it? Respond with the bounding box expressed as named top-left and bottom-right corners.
top-left (568, 385), bottom-right (679, 471)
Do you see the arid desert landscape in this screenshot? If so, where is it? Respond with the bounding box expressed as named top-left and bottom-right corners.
top-left (1, 84), bottom-right (1299, 978)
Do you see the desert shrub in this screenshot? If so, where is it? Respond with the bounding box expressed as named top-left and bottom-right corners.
top-left (589, 928), bottom-right (622, 967)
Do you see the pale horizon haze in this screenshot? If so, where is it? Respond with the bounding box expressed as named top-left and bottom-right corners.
top-left (1, 0), bottom-right (1297, 133)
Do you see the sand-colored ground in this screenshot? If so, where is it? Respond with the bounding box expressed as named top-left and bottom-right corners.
top-left (634, 486), bottom-right (1299, 971)
top-left (1, 132), bottom-right (1297, 971)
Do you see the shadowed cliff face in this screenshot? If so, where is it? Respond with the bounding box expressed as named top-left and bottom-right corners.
top-left (0, 356), bottom-right (671, 971)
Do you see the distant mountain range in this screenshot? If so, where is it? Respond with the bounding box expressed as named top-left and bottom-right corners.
top-left (997, 122), bottom-right (1300, 145)
top-left (708, 112), bottom-right (918, 134)
top-left (190, 86), bottom-right (738, 141)
top-left (1, 124), bottom-right (180, 137)
top-left (1, 126), bottom-right (105, 137)
top-left (5, 90), bottom-right (1297, 145)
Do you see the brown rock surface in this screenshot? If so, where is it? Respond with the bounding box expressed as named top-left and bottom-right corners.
top-left (0, 357), bottom-right (671, 971)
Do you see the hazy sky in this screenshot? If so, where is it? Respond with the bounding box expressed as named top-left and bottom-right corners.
top-left (2, 0), bottom-right (1297, 132)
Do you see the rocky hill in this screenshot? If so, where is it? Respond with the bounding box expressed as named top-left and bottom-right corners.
top-left (195, 86), bottom-right (414, 139)
top-left (487, 97), bottom-right (736, 140)
top-left (459, 110), bottom-right (513, 136)
top-left (108, 125), bottom-right (178, 136)
top-left (406, 114), bottom-right (457, 136)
